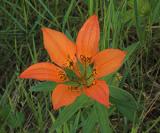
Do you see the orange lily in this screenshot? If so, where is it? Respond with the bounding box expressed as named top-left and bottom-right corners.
top-left (19, 15), bottom-right (126, 110)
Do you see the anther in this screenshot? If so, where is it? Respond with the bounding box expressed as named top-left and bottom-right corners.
top-left (68, 60), bottom-right (74, 69)
top-left (68, 86), bottom-right (80, 92)
top-left (91, 80), bottom-right (96, 85)
top-left (80, 55), bottom-right (86, 63)
top-left (92, 69), bottom-right (97, 75)
top-left (86, 57), bottom-right (91, 64)
top-left (64, 55), bottom-right (74, 69)
top-left (80, 55), bottom-right (91, 64)
top-left (58, 71), bottom-right (67, 81)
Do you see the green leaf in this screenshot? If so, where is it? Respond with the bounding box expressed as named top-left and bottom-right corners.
top-left (71, 110), bottom-right (81, 133)
top-left (121, 10), bottom-right (134, 25)
top-left (65, 30), bottom-right (73, 41)
top-left (152, 0), bottom-right (160, 23)
top-left (82, 109), bottom-right (97, 133)
top-left (0, 104), bottom-right (25, 128)
top-left (110, 86), bottom-right (138, 121)
top-left (0, 104), bottom-right (11, 119)
top-left (52, 95), bottom-right (89, 130)
top-left (48, 111), bottom-right (62, 133)
top-left (62, 0), bottom-right (76, 30)
top-left (30, 81), bottom-right (56, 92)
top-left (124, 42), bottom-right (139, 62)
top-left (95, 103), bottom-right (112, 133)
top-left (128, 0), bottom-right (151, 16)
top-left (102, 73), bottom-right (118, 85)
top-left (6, 112), bottom-right (25, 128)
top-left (8, 112), bottom-right (25, 128)
top-left (83, 0), bottom-right (89, 4)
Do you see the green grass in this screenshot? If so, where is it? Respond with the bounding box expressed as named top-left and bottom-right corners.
top-left (0, 0), bottom-right (160, 132)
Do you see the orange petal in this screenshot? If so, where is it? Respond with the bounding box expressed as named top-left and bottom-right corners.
top-left (84, 80), bottom-right (110, 108)
top-left (76, 15), bottom-right (100, 64)
top-left (93, 49), bottom-right (126, 78)
top-left (42, 28), bottom-right (77, 69)
top-left (52, 84), bottom-right (81, 110)
top-left (19, 62), bottom-right (67, 82)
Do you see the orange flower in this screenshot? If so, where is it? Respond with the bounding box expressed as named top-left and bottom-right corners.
top-left (19, 15), bottom-right (126, 110)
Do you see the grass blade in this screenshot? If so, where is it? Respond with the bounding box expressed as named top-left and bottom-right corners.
top-left (95, 103), bottom-right (112, 133)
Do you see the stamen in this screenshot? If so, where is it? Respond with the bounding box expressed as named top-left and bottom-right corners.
top-left (80, 55), bottom-right (86, 63)
top-left (63, 55), bottom-right (74, 69)
top-left (68, 60), bottom-right (74, 69)
top-left (80, 55), bottom-right (91, 64)
top-left (68, 86), bottom-right (80, 92)
top-left (91, 80), bottom-right (96, 85)
top-left (86, 57), bottom-right (92, 64)
top-left (92, 68), bottom-right (97, 75)
top-left (58, 71), bottom-right (67, 81)
top-left (86, 80), bottom-right (96, 88)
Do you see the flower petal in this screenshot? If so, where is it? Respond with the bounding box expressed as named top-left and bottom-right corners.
top-left (52, 84), bottom-right (81, 110)
top-left (19, 62), bottom-right (67, 82)
top-left (93, 49), bottom-right (126, 78)
top-left (76, 15), bottom-right (100, 64)
top-left (84, 80), bottom-right (110, 108)
top-left (42, 28), bottom-right (77, 69)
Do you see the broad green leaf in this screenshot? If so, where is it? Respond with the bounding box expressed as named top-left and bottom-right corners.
top-left (95, 103), bottom-right (112, 133)
top-left (82, 109), bottom-right (97, 133)
top-left (110, 86), bottom-right (138, 121)
top-left (52, 95), bottom-right (89, 130)
top-left (30, 81), bottom-right (56, 92)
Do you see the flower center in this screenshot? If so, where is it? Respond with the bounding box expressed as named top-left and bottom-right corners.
top-left (65, 61), bottom-right (95, 91)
